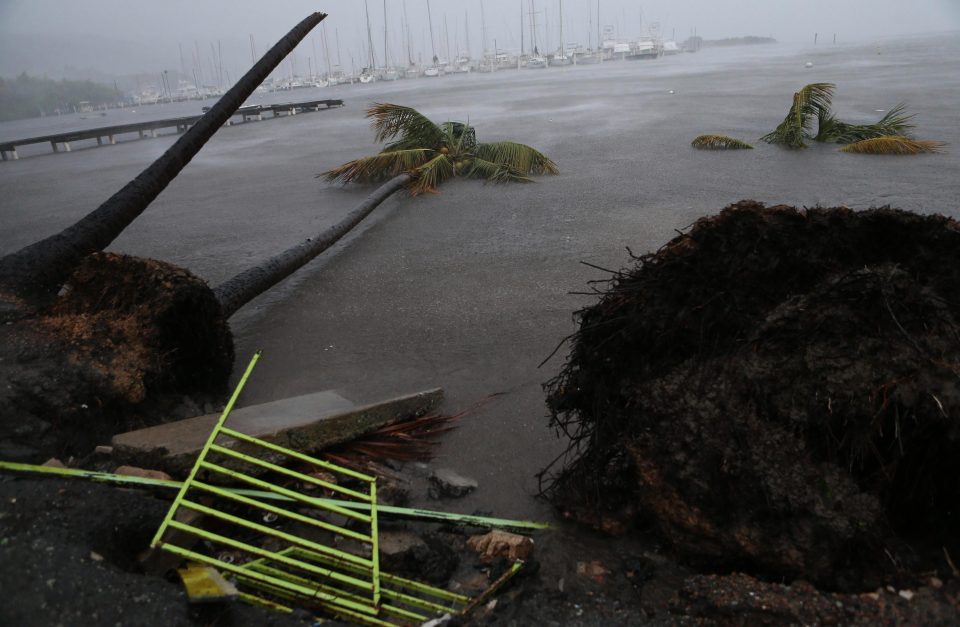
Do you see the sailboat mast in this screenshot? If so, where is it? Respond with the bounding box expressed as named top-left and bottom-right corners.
top-left (520, 0), bottom-right (524, 57)
top-left (335, 28), bottom-right (342, 66)
top-left (321, 22), bottom-right (332, 75)
top-left (444, 14), bottom-right (450, 62)
top-left (559, 0), bottom-right (563, 57)
top-left (426, 0), bottom-right (437, 63)
top-left (597, 0), bottom-right (601, 52)
top-left (480, 0), bottom-right (488, 55)
top-left (465, 10), bottom-right (470, 58)
top-left (383, 0), bottom-right (389, 68)
top-left (403, 0), bottom-right (413, 65)
top-left (364, 0), bottom-right (377, 69)
top-left (530, 0), bottom-right (537, 55)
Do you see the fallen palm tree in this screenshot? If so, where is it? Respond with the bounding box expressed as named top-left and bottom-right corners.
top-left (321, 103), bottom-right (558, 195)
top-left (759, 83), bottom-right (942, 153)
top-left (0, 14), bottom-right (351, 460)
top-left (760, 82), bottom-right (834, 148)
top-left (690, 134), bottom-right (754, 150)
top-left (542, 201), bottom-right (960, 589)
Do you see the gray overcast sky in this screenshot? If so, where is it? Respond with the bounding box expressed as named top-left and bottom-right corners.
top-left (1, 0), bottom-right (958, 80)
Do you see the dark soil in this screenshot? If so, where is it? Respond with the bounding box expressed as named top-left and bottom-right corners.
top-left (544, 202), bottom-right (960, 590)
top-left (0, 477), bottom-right (310, 627)
top-left (9, 474), bottom-right (952, 626)
top-left (0, 252), bottom-right (233, 461)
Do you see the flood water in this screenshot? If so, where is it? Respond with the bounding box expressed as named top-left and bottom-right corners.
top-left (2, 33), bottom-right (959, 524)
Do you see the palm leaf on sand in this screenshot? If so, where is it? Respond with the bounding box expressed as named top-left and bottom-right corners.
top-left (839, 136), bottom-right (946, 155)
top-left (691, 134), bottom-right (754, 150)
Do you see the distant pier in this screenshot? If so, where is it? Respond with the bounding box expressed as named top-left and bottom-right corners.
top-left (0, 99), bottom-right (343, 161)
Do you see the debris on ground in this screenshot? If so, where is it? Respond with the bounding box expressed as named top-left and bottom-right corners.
top-left (114, 465), bottom-right (172, 481)
top-left (143, 353), bottom-right (526, 624)
top-left (467, 531), bottom-right (535, 564)
top-left (575, 560), bottom-right (610, 585)
top-left (429, 468), bottom-right (479, 499)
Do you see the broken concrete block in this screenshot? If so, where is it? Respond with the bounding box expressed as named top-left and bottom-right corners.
top-left (111, 388), bottom-right (443, 477)
top-left (428, 468), bottom-right (478, 499)
top-left (466, 531), bottom-right (534, 563)
top-left (114, 465), bottom-right (173, 481)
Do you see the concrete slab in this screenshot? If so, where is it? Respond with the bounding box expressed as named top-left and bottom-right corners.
top-left (111, 387), bottom-right (443, 477)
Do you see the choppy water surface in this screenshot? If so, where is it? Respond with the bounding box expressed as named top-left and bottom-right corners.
top-left (1, 34), bottom-right (958, 522)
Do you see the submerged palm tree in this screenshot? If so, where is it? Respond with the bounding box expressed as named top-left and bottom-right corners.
top-left (761, 82), bottom-right (835, 149)
top-left (322, 103), bottom-right (558, 195)
top-left (761, 83), bottom-right (928, 151)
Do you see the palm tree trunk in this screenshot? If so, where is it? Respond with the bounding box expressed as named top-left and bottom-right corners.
top-left (215, 174), bottom-right (410, 318)
top-left (0, 12), bottom-right (327, 302)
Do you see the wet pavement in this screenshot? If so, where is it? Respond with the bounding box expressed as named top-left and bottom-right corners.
top-left (2, 34), bottom-right (959, 528)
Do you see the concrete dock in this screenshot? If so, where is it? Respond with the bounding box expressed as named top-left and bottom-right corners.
top-left (0, 99), bottom-right (343, 161)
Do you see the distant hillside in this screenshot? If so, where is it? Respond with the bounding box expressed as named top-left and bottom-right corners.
top-left (0, 73), bottom-right (120, 121)
top-left (704, 36), bottom-right (777, 47)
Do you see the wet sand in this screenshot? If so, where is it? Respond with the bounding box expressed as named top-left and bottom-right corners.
top-left (2, 34), bottom-right (958, 527)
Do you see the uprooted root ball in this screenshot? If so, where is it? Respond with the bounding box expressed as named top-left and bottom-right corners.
top-left (0, 252), bottom-right (233, 459)
top-left (543, 201), bottom-right (960, 589)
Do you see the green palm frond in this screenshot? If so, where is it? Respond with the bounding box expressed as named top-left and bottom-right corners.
top-left (839, 136), bottom-right (946, 155)
top-left (463, 156), bottom-right (533, 183)
top-left (320, 148), bottom-right (435, 184)
top-left (326, 103), bottom-right (556, 193)
top-left (367, 102), bottom-right (444, 147)
top-left (441, 120), bottom-right (478, 151)
top-left (794, 83), bottom-right (835, 126)
top-left (474, 141), bottom-right (559, 175)
top-left (409, 153), bottom-right (455, 194)
top-left (691, 134), bottom-right (754, 150)
top-left (817, 103), bottom-right (915, 143)
top-left (762, 83), bottom-right (835, 148)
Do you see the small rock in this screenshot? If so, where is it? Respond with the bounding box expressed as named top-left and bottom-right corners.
top-left (929, 576), bottom-right (943, 589)
top-left (428, 468), bottom-right (478, 499)
top-left (898, 589), bottom-right (915, 601)
top-left (466, 531), bottom-right (534, 563)
top-left (90, 551), bottom-right (104, 562)
top-left (379, 531), bottom-right (459, 584)
top-left (377, 479), bottom-right (410, 506)
top-left (114, 465), bottom-right (173, 481)
top-left (42, 457), bottom-right (66, 468)
top-left (93, 445), bottom-right (113, 456)
top-left (576, 560), bottom-right (610, 584)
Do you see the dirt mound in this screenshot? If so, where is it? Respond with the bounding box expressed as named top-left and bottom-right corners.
top-left (0, 253), bottom-right (232, 459)
top-left (543, 201), bottom-right (960, 589)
